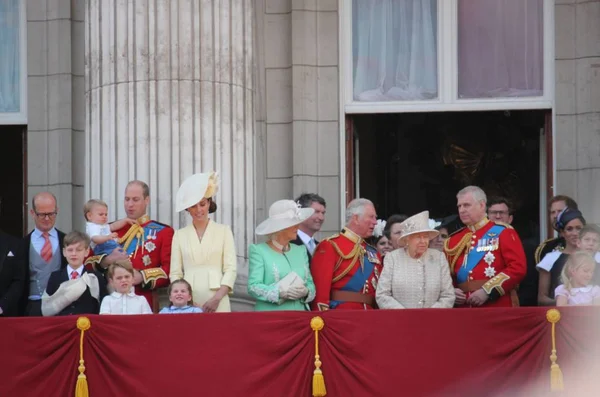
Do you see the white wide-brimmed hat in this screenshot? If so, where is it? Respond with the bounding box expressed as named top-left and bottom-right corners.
top-left (175, 172), bottom-right (219, 212)
top-left (398, 211), bottom-right (439, 244)
top-left (255, 200), bottom-right (314, 236)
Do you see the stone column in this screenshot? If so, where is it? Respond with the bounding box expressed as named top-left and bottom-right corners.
top-left (85, 0), bottom-right (255, 308)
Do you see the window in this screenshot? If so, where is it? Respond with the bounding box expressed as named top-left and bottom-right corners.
top-left (0, 0), bottom-right (26, 123)
top-left (352, 0), bottom-right (438, 101)
top-left (458, 0), bottom-right (543, 99)
top-left (343, 0), bottom-right (552, 111)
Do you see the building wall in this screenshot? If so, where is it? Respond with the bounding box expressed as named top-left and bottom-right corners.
top-left (26, 0), bottom-right (85, 233)
top-left (554, 0), bottom-right (600, 224)
top-left (254, 0), bottom-right (341, 239)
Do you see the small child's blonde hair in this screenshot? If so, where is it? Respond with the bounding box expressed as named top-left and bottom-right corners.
top-left (167, 279), bottom-right (194, 305)
top-left (83, 199), bottom-right (108, 221)
top-left (107, 259), bottom-right (134, 279)
top-left (579, 224), bottom-right (600, 240)
top-left (560, 250), bottom-right (596, 291)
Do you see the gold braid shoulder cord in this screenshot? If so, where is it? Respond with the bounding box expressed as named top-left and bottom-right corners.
top-left (118, 224), bottom-right (145, 256)
top-left (329, 240), bottom-right (365, 283)
top-left (444, 232), bottom-right (473, 272)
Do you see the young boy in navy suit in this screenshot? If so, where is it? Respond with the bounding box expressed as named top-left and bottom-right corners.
top-left (42, 231), bottom-right (107, 316)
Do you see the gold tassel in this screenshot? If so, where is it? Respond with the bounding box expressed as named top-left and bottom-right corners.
top-left (546, 309), bottom-right (564, 391)
top-left (310, 316), bottom-right (326, 397)
top-left (75, 317), bottom-right (92, 397)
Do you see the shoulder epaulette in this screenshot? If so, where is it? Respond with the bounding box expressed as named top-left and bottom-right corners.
top-left (324, 233), bottom-right (340, 241)
top-left (494, 221), bottom-right (513, 229)
top-left (147, 221), bottom-right (171, 229)
top-left (534, 237), bottom-right (559, 264)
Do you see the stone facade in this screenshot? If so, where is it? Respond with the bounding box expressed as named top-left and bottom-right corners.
top-left (255, 0), bottom-right (341, 239)
top-left (15, 0), bottom-right (600, 310)
top-left (554, 0), bottom-right (600, 223)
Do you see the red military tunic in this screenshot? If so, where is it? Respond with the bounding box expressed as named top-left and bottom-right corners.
top-left (310, 228), bottom-right (382, 311)
top-left (85, 214), bottom-right (174, 306)
top-left (444, 218), bottom-right (526, 308)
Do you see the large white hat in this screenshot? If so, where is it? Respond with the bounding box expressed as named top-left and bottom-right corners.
top-left (175, 172), bottom-right (219, 212)
top-left (398, 211), bottom-right (439, 244)
top-left (255, 200), bottom-right (314, 236)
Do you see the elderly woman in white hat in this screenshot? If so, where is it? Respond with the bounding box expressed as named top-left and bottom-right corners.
top-left (170, 172), bottom-right (237, 313)
top-left (247, 200), bottom-right (317, 311)
top-left (376, 211), bottom-right (455, 309)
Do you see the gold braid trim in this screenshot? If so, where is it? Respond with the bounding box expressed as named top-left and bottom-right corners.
top-left (328, 240), bottom-right (365, 283)
top-left (482, 272), bottom-right (510, 296)
top-left (141, 268), bottom-right (168, 289)
top-left (118, 224), bottom-right (144, 254)
top-left (444, 232), bottom-right (472, 272)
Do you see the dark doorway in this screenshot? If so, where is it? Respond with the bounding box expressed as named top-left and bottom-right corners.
top-left (0, 125), bottom-right (26, 237)
top-left (353, 110), bottom-right (546, 240)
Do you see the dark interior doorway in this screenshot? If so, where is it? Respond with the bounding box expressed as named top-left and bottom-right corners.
top-left (353, 110), bottom-right (546, 241)
top-left (0, 125), bottom-right (26, 237)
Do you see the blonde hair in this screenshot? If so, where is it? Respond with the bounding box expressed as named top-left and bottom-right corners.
top-left (84, 199), bottom-right (108, 221)
top-left (560, 250), bottom-right (596, 291)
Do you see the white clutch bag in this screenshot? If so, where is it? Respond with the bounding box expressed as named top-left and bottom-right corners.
top-left (276, 271), bottom-right (305, 291)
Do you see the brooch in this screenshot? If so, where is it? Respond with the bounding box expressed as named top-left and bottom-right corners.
top-left (144, 241), bottom-right (156, 253)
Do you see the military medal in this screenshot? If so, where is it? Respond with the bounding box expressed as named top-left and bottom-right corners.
top-left (144, 241), bottom-right (156, 253)
top-left (142, 255), bottom-right (152, 267)
top-left (484, 252), bottom-right (496, 277)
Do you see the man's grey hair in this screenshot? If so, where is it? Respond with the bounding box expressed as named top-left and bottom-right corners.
top-left (457, 186), bottom-right (487, 204)
top-left (345, 198), bottom-right (374, 225)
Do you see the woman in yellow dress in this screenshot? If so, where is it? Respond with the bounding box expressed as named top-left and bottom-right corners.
top-left (170, 172), bottom-right (237, 313)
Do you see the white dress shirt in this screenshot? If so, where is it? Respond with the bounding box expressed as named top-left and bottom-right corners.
top-left (99, 290), bottom-right (152, 315)
top-left (67, 265), bottom-right (84, 279)
top-left (297, 229), bottom-right (316, 255)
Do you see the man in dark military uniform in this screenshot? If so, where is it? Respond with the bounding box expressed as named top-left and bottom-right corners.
top-left (534, 195), bottom-right (578, 264)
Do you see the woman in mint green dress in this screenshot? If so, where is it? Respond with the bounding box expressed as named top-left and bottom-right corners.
top-left (248, 200), bottom-right (316, 311)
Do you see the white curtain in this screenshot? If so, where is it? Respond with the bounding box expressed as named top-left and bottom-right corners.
top-left (0, 0), bottom-right (21, 113)
top-left (353, 0), bottom-right (437, 102)
top-left (458, 0), bottom-right (544, 98)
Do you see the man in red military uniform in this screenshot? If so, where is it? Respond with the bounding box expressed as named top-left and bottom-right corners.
top-left (85, 181), bottom-right (173, 308)
top-left (311, 198), bottom-right (382, 310)
top-left (444, 186), bottom-right (526, 308)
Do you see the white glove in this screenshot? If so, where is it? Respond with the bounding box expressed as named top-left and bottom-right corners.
top-left (286, 285), bottom-right (309, 300)
top-left (279, 285), bottom-right (308, 301)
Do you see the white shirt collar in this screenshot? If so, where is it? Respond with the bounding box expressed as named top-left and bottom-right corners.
top-left (67, 265), bottom-right (84, 277)
top-left (110, 287), bottom-right (136, 298)
top-left (33, 227), bottom-right (58, 239)
top-left (571, 285), bottom-right (594, 294)
top-left (297, 229), bottom-right (314, 246)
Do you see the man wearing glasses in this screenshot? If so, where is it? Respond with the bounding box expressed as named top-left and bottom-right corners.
top-left (22, 192), bottom-right (68, 316)
top-left (487, 197), bottom-right (514, 226)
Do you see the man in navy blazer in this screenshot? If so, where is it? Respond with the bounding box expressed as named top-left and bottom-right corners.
top-left (291, 193), bottom-right (327, 262)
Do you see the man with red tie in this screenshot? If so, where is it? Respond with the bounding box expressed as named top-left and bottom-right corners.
top-left (444, 186), bottom-right (526, 307)
top-left (22, 192), bottom-right (68, 316)
top-left (310, 198), bottom-right (382, 311)
top-left (85, 181), bottom-right (173, 309)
